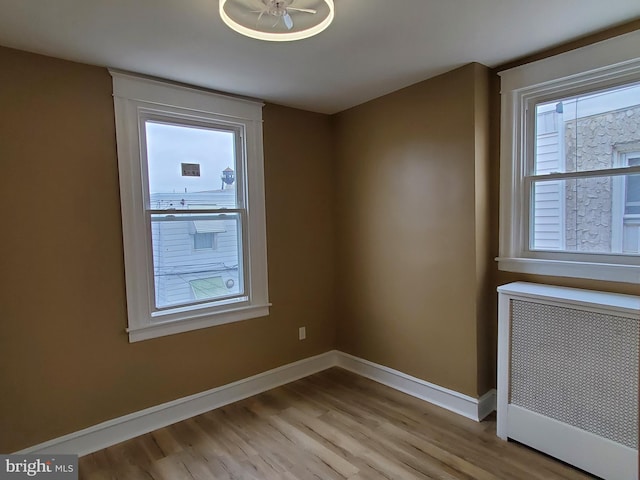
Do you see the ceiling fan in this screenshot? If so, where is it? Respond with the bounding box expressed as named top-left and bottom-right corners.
top-left (219, 0), bottom-right (334, 42)
top-left (250, 0), bottom-right (317, 30)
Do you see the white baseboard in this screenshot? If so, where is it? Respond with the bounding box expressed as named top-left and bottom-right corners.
top-left (17, 351), bottom-right (337, 456)
top-left (16, 350), bottom-right (496, 456)
top-left (477, 389), bottom-right (497, 421)
top-left (335, 351), bottom-right (496, 422)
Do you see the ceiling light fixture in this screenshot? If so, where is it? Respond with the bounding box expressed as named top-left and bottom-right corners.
top-left (219, 0), bottom-right (334, 42)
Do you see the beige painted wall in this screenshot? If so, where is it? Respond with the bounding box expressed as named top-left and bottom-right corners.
top-left (333, 63), bottom-right (492, 398)
top-left (0, 47), bottom-right (335, 452)
top-left (472, 65), bottom-right (493, 396)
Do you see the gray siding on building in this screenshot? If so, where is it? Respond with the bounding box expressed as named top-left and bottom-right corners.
top-left (533, 121), bottom-right (564, 250)
top-left (150, 188), bottom-right (241, 308)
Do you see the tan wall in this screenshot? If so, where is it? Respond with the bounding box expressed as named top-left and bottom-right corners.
top-left (0, 47), bottom-right (336, 452)
top-left (333, 63), bottom-right (491, 398)
top-left (472, 65), bottom-right (494, 396)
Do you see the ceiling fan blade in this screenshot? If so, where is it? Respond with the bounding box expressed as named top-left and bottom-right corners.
top-left (287, 7), bottom-right (317, 14)
top-left (283, 12), bottom-right (294, 30)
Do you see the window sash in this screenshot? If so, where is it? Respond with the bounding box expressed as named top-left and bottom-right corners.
top-left (139, 112), bottom-right (246, 211)
top-left (527, 175), bottom-right (640, 256)
top-left (520, 77), bottom-right (640, 258)
top-left (139, 112), bottom-right (249, 314)
top-left (147, 210), bottom-right (248, 313)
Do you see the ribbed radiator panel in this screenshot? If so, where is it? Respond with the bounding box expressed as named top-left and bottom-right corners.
top-left (510, 300), bottom-right (639, 449)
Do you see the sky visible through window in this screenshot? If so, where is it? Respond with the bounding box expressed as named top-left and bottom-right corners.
top-left (146, 121), bottom-right (235, 195)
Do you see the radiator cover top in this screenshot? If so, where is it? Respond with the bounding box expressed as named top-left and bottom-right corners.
top-left (510, 299), bottom-right (639, 449)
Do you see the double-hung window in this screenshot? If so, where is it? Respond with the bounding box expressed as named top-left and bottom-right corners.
top-left (498, 30), bottom-right (640, 283)
top-left (111, 72), bottom-right (269, 341)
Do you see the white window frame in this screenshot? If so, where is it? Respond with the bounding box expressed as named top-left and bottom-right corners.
top-left (497, 30), bottom-right (640, 284)
top-left (110, 71), bottom-right (270, 342)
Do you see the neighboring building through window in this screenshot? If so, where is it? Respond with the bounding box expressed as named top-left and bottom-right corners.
top-left (530, 85), bottom-right (640, 255)
top-left (150, 183), bottom-right (235, 310)
top-left (111, 72), bottom-right (269, 341)
top-left (625, 157), bottom-right (640, 215)
top-left (498, 30), bottom-right (640, 283)
top-left (193, 232), bottom-right (216, 250)
top-left (620, 154), bottom-right (640, 253)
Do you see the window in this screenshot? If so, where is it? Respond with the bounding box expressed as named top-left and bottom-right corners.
top-left (191, 219), bottom-right (225, 251)
top-left (498, 30), bottom-right (640, 283)
top-left (111, 72), bottom-right (269, 341)
top-left (625, 157), bottom-right (640, 215)
top-left (193, 232), bottom-right (216, 250)
top-left (615, 152), bottom-right (640, 254)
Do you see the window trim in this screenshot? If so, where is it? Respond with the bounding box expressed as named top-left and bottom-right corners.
top-left (110, 71), bottom-right (270, 342)
top-left (497, 30), bottom-right (640, 284)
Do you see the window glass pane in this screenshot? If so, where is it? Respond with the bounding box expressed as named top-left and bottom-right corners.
top-left (531, 176), bottom-right (640, 255)
top-left (193, 232), bottom-right (215, 250)
top-left (150, 212), bottom-right (243, 309)
top-left (190, 277), bottom-right (227, 300)
top-left (146, 121), bottom-right (238, 209)
top-left (626, 173), bottom-right (640, 215)
top-left (531, 179), bottom-right (565, 250)
top-left (534, 83), bottom-right (640, 175)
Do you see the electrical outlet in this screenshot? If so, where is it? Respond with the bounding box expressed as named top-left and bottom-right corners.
top-left (298, 326), bottom-right (306, 340)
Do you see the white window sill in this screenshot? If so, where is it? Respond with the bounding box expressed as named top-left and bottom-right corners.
top-left (127, 304), bottom-right (271, 342)
top-left (496, 257), bottom-right (640, 284)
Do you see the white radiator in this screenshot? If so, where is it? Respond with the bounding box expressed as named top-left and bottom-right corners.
top-left (497, 282), bottom-right (639, 480)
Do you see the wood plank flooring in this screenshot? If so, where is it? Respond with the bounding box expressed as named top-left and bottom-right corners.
top-left (79, 368), bottom-right (595, 479)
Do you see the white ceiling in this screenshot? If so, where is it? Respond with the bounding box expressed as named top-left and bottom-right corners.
top-left (0, 0), bottom-right (639, 114)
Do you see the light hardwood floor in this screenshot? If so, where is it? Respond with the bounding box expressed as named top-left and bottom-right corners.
top-left (79, 368), bottom-right (595, 479)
